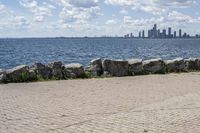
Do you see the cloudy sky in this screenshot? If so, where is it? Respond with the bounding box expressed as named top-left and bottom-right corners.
top-left (0, 0), bottom-right (200, 37)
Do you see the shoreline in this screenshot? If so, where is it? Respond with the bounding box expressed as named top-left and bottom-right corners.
top-left (1, 57), bottom-right (200, 83)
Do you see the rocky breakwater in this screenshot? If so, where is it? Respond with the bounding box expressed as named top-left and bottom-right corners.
top-left (1, 57), bottom-right (200, 83)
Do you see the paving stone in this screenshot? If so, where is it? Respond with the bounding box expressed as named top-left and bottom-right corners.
top-left (1, 73), bottom-right (200, 132)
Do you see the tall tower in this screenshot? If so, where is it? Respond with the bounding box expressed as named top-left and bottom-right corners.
top-left (158, 29), bottom-right (160, 38)
top-left (163, 29), bottom-right (166, 38)
top-left (174, 31), bottom-right (176, 38)
top-left (148, 30), bottom-right (150, 38)
top-left (130, 33), bottom-right (133, 38)
top-left (153, 24), bottom-right (157, 38)
top-left (168, 27), bottom-right (171, 38)
top-left (139, 31), bottom-right (141, 38)
top-left (142, 30), bottom-right (145, 38)
top-left (179, 29), bottom-right (182, 38)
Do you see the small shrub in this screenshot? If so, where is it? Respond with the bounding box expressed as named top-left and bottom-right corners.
top-left (18, 72), bottom-right (29, 82)
top-left (36, 75), bottom-right (45, 81)
top-left (79, 72), bottom-right (91, 79)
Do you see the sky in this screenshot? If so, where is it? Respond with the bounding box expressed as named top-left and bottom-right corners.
top-left (0, 0), bottom-right (200, 37)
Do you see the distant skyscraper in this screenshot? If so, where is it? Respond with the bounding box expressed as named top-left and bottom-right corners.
top-left (179, 29), bottom-right (182, 38)
top-left (183, 33), bottom-right (187, 38)
top-left (130, 33), bottom-right (133, 38)
top-left (153, 24), bottom-right (157, 38)
top-left (154, 24), bottom-right (157, 29)
top-left (150, 29), bottom-right (153, 38)
top-left (163, 29), bottom-right (166, 38)
top-left (148, 30), bottom-right (150, 38)
top-left (142, 30), bottom-right (145, 38)
top-left (174, 31), bottom-right (176, 38)
top-left (139, 31), bottom-right (141, 38)
top-left (168, 27), bottom-right (172, 38)
top-left (158, 29), bottom-right (160, 38)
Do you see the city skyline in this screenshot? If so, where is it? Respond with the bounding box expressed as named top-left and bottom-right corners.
top-left (124, 24), bottom-right (200, 39)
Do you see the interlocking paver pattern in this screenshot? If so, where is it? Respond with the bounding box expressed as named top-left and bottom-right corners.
top-left (1, 73), bottom-right (200, 132)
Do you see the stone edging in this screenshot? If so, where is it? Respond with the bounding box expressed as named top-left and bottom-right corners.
top-left (0, 58), bottom-right (200, 83)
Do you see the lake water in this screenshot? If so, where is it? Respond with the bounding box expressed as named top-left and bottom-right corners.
top-left (0, 38), bottom-right (200, 69)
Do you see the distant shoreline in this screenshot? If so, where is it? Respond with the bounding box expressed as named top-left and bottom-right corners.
top-left (0, 37), bottom-right (200, 39)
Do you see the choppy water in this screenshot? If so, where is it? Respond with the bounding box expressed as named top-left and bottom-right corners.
top-left (0, 38), bottom-right (200, 69)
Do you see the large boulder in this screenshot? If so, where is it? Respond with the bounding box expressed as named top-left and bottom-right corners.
top-left (102, 59), bottom-right (129, 77)
top-left (184, 58), bottom-right (200, 71)
top-left (165, 58), bottom-right (188, 72)
top-left (88, 58), bottom-right (103, 76)
top-left (0, 69), bottom-right (4, 76)
top-left (30, 63), bottom-right (52, 79)
top-left (0, 69), bottom-right (7, 83)
top-left (63, 63), bottom-right (85, 78)
top-left (28, 69), bottom-right (37, 81)
top-left (128, 59), bottom-right (144, 75)
top-left (143, 58), bottom-right (166, 74)
top-left (6, 65), bottom-right (34, 82)
top-left (48, 61), bottom-right (64, 79)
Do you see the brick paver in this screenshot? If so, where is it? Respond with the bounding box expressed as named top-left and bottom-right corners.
top-left (1, 73), bottom-right (200, 132)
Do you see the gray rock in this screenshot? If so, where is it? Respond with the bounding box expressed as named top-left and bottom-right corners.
top-left (88, 58), bottom-right (103, 76)
top-left (165, 58), bottom-right (188, 72)
top-left (184, 58), bottom-right (200, 71)
top-left (0, 70), bottom-right (7, 83)
top-left (102, 59), bottom-right (129, 77)
top-left (6, 65), bottom-right (31, 82)
top-left (0, 69), bottom-right (3, 74)
top-left (30, 63), bottom-right (52, 79)
top-left (128, 59), bottom-right (143, 75)
top-left (28, 69), bottom-right (37, 81)
top-left (48, 61), bottom-right (64, 79)
top-left (143, 58), bottom-right (166, 74)
top-left (63, 63), bottom-right (84, 78)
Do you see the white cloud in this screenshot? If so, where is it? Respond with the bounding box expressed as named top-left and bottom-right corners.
top-left (34, 16), bottom-right (44, 22)
top-left (68, 0), bottom-right (99, 8)
top-left (119, 9), bottom-right (128, 14)
top-left (0, 4), bottom-right (6, 13)
top-left (0, 3), bottom-right (30, 30)
top-left (124, 16), bottom-right (164, 26)
top-left (105, 0), bottom-right (195, 7)
top-left (51, 0), bottom-right (101, 25)
top-left (19, 0), bottom-right (55, 22)
top-left (123, 10), bottom-right (200, 27)
top-left (13, 16), bottom-right (30, 26)
top-left (105, 0), bottom-right (196, 15)
top-left (59, 6), bottom-right (101, 24)
top-left (105, 19), bottom-right (117, 25)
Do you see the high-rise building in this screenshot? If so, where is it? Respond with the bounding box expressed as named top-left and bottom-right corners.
top-left (179, 29), bottom-right (182, 38)
top-left (139, 31), bottom-right (141, 38)
top-left (168, 27), bottom-right (172, 38)
top-left (150, 29), bottom-right (153, 38)
top-left (183, 33), bottom-right (187, 38)
top-left (163, 29), bottom-right (166, 38)
top-left (130, 33), bottom-right (133, 38)
top-left (174, 31), bottom-right (176, 38)
top-left (158, 29), bottom-right (161, 38)
top-left (142, 30), bottom-right (145, 38)
top-left (153, 24), bottom-right (157, 38)
top-left (148, 30), bottom-right (150, 38)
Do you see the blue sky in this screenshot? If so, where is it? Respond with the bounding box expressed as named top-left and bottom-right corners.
top-left (0, 0), bottom-right (200, 37)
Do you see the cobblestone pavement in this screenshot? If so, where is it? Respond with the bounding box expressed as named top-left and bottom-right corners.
top-left (1, 73), bottom-right (200, 133)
